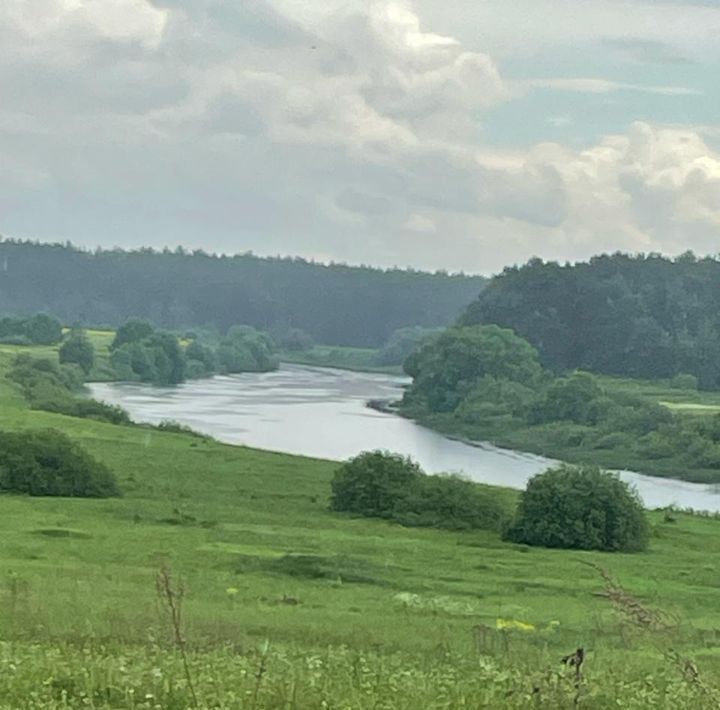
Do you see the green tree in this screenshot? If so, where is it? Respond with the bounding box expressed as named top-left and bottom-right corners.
top-left (375, 326), bottom-right (442, 366)
top-left (111, 319), bottom-right (154, 351)
top-left (528, 372), bottom-right (604, 425)
top-left (23, 314), bottom-right (63, 345)
top-left (504, 464), bottom-right (648, 552)
top-left (403, 325), bottom-right (543, 412)
top-left (217, 326), bottom-right (278, 373)
top-left (59, 329), bottom-right (95, 374)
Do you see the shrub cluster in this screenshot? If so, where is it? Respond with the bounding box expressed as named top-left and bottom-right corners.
top-left (404, 326), bottom-right (720, 474)
top-left (0, 429), bottom-right (120, 497)
top-left (0, 314), bottom-right (62, 346)
top-left (8, 355), bottom-right (129, 425)
top-left (504, 464), bottom-right (648, 552)
top-left (109, 319), bottom-right (279, 385)
top-left (110, 320), bottom-right (186, 385)
top-left (330, 451), bottom-right (511, 531)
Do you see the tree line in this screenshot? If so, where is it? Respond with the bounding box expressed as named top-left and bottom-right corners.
top-left (461, 252), bottom-right (720, 389)
top-left (0, 239), bottom-right (485, 347)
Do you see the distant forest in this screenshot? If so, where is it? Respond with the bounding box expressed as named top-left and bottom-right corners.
top-left (462, 252), bottom-right (720, 388)
top-left (0, 240), bottom-right (485, 347)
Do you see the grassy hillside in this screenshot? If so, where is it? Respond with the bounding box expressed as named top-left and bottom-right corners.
top-left (2, 344), bottom-right (720, 706)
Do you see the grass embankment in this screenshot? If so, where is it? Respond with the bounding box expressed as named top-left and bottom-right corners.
top-left (280, 345), bottom-right (403, 375)
top-left (1, 343), bottom-right (720, 706)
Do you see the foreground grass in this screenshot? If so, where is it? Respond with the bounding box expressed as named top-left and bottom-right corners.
top-left (2, 346), bottom-right (720, 706)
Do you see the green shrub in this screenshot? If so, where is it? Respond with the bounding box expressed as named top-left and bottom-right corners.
top-left (398, 475), bottom-right (512, 531)
top-left (331, 451), bottom-right (420, 518)
top-left (8, 355), bottom-right (129, 425)
top-left (670, 373), bottom-right (699, 390)
top-left (331, 451), bottom-right (511, 531)
top-left (22, 314), bottom-right (63, 345)
top-left (59, 330), bottom-right (95, 374)
top-left (0, 335), bottom-right (31, 346)
top-left (504, 464), bottom-right (648, 552)
top-left (0, 429), bottom-right (120, 497)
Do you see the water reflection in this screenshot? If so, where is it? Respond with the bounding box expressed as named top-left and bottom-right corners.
top-left (89, 365), bottom-right (720, 512)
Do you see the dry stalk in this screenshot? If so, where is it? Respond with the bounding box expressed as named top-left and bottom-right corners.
top-left (155, 564), bottom-right (199, 709)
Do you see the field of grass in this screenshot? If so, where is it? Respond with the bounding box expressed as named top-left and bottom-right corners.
top-left (3, 344), bottom-right (720, 706)
top-left (280, 345), bottom-right (403, 375)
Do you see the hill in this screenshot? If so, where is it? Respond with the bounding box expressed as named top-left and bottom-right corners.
top-left (461, 252), bottom-right (720, 388)
top-left (0, 240), bottom-right (485, 348)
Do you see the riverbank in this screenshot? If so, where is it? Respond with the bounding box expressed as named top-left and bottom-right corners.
top-left (280, 344), bottom-right (404, 375)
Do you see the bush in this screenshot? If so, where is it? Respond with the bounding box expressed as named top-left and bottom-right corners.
top-left (22, 314), bottom-right (63, 345)
top-left (0, 429), bottom-right (120, 497)
top-left (8, 355), bottom-right (129, 424)
top-left (504, 464), bottom-right (648, 552)
top-left (397, 475), bottom-right (511, 531)
top-left (670, 373), bottom-right (699, 391)
top-left (59, 330), bottom-right (95, 374)
top-left (331, 451), bottom-right (421, 518)
top-left (331, 451), bottom-right (511, 531)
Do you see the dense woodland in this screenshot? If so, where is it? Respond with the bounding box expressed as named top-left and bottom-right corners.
top-left (0, 240), bottom-right (484, 347)
top-left (462, 252), bottom-right (720, 389)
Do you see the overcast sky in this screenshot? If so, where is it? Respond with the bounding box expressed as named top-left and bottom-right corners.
top-left (1, 0), bottom-right (719, 274)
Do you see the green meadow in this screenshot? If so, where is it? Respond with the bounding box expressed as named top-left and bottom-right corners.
top-left (2, 342), bottom-right (720, 707)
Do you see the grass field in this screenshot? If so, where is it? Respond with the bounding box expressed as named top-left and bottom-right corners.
top-left (2, 343), bottom-right (720, 706)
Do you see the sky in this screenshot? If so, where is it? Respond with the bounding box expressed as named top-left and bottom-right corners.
top-left (1, 0), bottom-right (719, 274)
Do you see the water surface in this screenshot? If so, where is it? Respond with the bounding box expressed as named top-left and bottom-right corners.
top-left (90, 365), bottom-right (720, 512)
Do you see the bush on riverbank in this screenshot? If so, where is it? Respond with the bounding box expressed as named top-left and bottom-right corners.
top-left (330, 450), bottom-right (512, 531)
top-left (8, 355), bottom-right (130, 425)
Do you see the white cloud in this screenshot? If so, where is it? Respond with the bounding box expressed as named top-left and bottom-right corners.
top-left (0, 0), bottom-right (719, 273)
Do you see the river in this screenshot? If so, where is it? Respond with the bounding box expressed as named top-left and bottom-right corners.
top-left (89, 364), bottom-right (720, 512)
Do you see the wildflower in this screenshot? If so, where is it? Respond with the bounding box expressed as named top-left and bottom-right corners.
top-left (496, 618), bottom-right (535, 632)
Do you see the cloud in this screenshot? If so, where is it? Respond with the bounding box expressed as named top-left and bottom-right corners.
top-left (517, 78), bottom-right (701, 96)
top-left (0, 0), bottom-right (719, 274)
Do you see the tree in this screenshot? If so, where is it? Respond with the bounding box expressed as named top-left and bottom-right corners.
top-left (59, 329), bottom-right (95, 374)
top-left (504, 464), bottom-right (648, 552)
top-left (528, 372), bottom-right (604, 425)
top-left (185, 340), bottom-right (217, 378)
top-left (218, 326), bottom-right (278, 373)
top-left (403, 325), bottom-right (544, 412)
top-left (375, 326), bottom-right (442, 366)
top-left (23, 313), bottom-right (63, 345)
top-left (330, 451), bottom-right (422, 518)
top-left (111, 318), bottom-right (154, 351)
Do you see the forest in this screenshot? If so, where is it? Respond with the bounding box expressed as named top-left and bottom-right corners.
top-left (462, 252), bottom-right (720, 389)
top-left (0, 240), bottom-right (484, 347)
